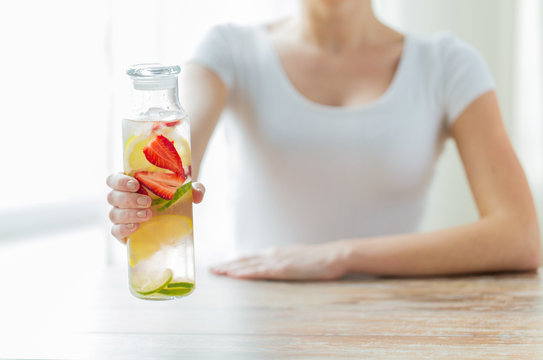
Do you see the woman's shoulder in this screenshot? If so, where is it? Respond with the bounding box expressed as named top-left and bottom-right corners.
top-left (407, 31), bottom-right (494, 124)
top-left (190, 22), bottom-right (270, 90)
top-left (203, 22), bottom-right (264, 44)
top-left (412, 31), bottom-right (466, 45)
top-left (204, 19), bottom-right (293, 46)
top-left (405, 31), bottom-right (490, 88)
top-left (408, 31), bottom-right (483, 63)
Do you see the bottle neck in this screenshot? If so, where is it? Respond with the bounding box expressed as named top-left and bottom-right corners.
top-left (130, 86), bottom-right (181, 116)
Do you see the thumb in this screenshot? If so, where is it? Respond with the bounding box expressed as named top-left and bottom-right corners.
top-left (192, 181), bottom-right (206, 204)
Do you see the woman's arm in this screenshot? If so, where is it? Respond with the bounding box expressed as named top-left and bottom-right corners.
top-left (339, 91), bottom-right (540, 276)
top-left (211, 91), bottom-right (541, 279)
top-left (179, 63), bottom-right (228, 180)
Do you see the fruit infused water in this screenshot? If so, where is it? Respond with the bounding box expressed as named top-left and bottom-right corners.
top-left (123, 64), bottom-right (195, 300)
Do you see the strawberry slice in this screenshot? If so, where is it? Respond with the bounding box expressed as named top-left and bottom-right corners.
top-left (136, 185), bottom-right (149, 196)
top-left (143, 135), bottom-right (184, 176)
top-left (134, 172), bottom-right (185, 200)
top-left (151, 123), bottom-right (162, 132)
top-left (151, 120), bottom-right (180, 133)
top-left (165, 120), bottom-right (180, 127)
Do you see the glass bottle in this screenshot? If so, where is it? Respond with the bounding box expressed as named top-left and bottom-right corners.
top-left (123, 64), bottom-right (195, 300)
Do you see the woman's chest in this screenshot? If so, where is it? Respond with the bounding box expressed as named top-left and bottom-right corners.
top-left (272, 42), bottom-right (404, 107)
top-left (231, 89), bottom-right (445, 194)
top-left (229, 29), bottom-right (444, 193)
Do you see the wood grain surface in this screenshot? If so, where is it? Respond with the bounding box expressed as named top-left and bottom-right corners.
top-left (62, 270), bottom-right (543, 358)
top-left (1, 231), bottom-right (541, 360)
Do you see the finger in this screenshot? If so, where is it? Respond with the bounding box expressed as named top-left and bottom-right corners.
top-left (109, 208), bottom-right (151, 224)
top-left (210, 262), bottom-right (237, 275)
top-left (211, 256), bottom-right (263, 276)
top-left (210, 267), bottom-right (225, 276)
top-left (210, 255), bottom-right (257, 271)
top-left (192, 182), bottom-right (206, 204)
top-left (226, 256), bottom-right (289, 279)
top-left (107, 190), bottom-right (151, 209)
top-left (106, 173), bottom-right (140, 192)
top-left (226, 265), bottom-right (273, 280)
top-left (111, 223), bottom-right (139, 243)
top-left (210, 260), bottom-right (246, 275)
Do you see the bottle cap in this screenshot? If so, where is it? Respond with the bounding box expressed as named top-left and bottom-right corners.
top-left (126, 63), bottom-right (181, 90)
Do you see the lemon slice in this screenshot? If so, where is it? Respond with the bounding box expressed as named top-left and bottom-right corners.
top-left (124, 135), bottom-right (157, 175)
top-left (124, 134), bottom-right (190, 175)
top-left (130, 266), bottom-right (173, 295)
top-left (174, 138), bottom-right (191, 168)
top-left (128, 215), bottom-right (193, 266)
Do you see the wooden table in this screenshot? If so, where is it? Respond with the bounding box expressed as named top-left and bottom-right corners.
top-left (90, 270), bottom-right (543, 359)
top-left (1, 230), bottom-right (542, 359)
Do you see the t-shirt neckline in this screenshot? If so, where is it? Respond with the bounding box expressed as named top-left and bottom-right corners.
top-left (257, 24), bottom-right (411, 114)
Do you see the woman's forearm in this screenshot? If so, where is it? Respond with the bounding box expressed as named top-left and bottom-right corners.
top-left (179, 63), bottom-right (227, 180)
top-left (337, 215), bottom-right (541, 276)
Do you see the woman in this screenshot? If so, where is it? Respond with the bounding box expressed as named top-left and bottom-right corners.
top-left (107, 0), bottom-right (541, 280)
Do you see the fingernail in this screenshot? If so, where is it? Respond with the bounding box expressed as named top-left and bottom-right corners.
top-left (195, 182), bottom-right (205, 194)
top-left (137, 196), bottom-right (149, 206)
top-left (126, 223), bottom-right (135, 229)
top-left (127, 180), bottom-right (138, 190)
top-left (136, 210), bottom-right (148, 218)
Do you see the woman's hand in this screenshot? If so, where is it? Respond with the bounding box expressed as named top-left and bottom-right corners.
top-left (106, 172), bottom-right (205, 243)
top-left (210, 243), bottom-right (349, 281)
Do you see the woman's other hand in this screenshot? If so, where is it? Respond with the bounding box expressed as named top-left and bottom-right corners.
top-left (210, 243), bottom-right (348, 281)
top-left (106, 172), bottom-right (205, 243)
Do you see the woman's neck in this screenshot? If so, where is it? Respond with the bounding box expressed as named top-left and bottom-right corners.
top-left (297, 0), bottom-right (389, 53)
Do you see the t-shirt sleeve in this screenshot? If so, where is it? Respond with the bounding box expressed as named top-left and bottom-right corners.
top-left (188, 24), bottom-right (236, 90)
top-left (439, 34), bottom-right (495, 127)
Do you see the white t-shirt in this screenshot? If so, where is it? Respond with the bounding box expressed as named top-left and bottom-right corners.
top-left (189, 24), bottom-right (494, 253)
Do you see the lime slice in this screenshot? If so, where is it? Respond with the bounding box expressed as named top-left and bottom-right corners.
top-left (128, 215), bottom-right (193, 266)
top-left (130, 267), bottom-right (173, 295)
top-left (158, 287), bottom-right (193, 296)
top-left (160, 280), bottom-right (194, 296)
top-left (167, 282), bottom-right (194, 289)
top-left (158, 181), bottom-right (192, 211)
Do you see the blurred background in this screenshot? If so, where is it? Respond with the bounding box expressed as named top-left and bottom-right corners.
top-left (0, 0), bottom-right (542, 270)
